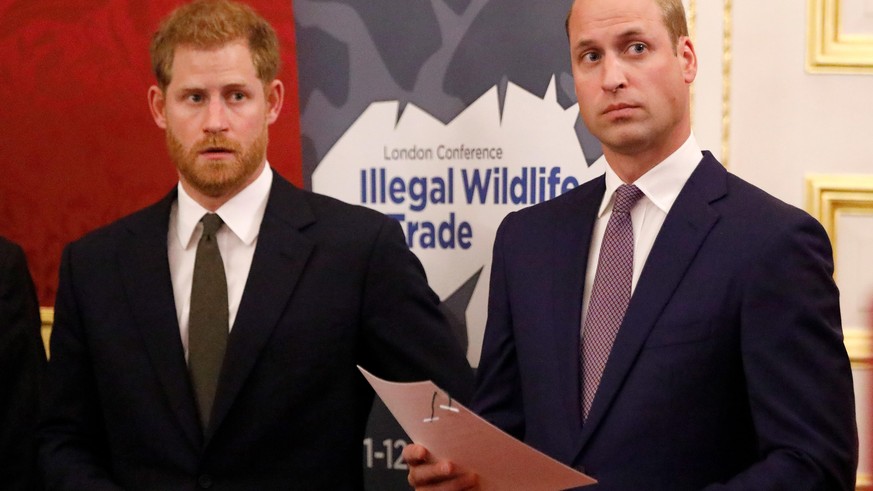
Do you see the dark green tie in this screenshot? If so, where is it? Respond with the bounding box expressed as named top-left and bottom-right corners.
top-left (188, 213), bottom-right (228, 431)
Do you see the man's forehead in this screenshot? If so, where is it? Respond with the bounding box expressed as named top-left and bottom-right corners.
top-left (569, 1), bottom-right (665, 45)
top-left (174, 37), bottom-right (250, 53)
top-left (165, 44), bottom-right (264, 93)
top-left (569, 0), bottom-right (662, 29)
top-left (171, 39), bottom-right (251, 62)
top-left (170, 42), bottom-right (256, 74)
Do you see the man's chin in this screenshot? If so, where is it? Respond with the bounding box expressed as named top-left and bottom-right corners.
top-left (180, 168), bottom-right (244, 198)
top-left (598, 127), bottom-right (651, 154)
top-left (199, 183), bottom-right (238, 198)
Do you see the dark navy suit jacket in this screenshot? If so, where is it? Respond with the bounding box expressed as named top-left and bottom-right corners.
top-left (39, 173), bottom-right (473, 490)
top-left (473, 152), bottom-right (857, 490)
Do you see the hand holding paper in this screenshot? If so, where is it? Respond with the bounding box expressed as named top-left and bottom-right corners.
top-left (403, 443), bottom-right (480, 490)
top-left (358, 366), bottom-right (596, 491)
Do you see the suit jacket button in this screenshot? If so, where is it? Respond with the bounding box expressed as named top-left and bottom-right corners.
top-left (197, 474), bottom-right (213, 488)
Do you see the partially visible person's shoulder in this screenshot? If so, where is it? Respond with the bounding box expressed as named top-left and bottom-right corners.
top-left (0, 236), bottom-right (28, 275)
top-left (0, 235), bottom-right (23, 256)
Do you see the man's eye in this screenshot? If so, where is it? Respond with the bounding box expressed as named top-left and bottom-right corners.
top-left (582, 52), bottom-right (601, 63)
top-left (628, 43), bottom-right (646, 54)
top-left (230, 92), bottom-right (246, 101)
top-left (187, 94), bottom-right (204, 103)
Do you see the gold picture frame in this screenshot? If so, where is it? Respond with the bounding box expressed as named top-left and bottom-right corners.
top-left (805, 174), bottom-right (873, 370)
top-left (807, 0), bottom-right (873, 74)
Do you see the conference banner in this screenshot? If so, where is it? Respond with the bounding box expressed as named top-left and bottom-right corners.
top-left (293, 1), bottom-right (604, 487)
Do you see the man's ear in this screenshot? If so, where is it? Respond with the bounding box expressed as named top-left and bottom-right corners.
top-left (265, 79), bottom-right (284, 125)
top-left (148, 85), bottom-right (168, 129)
top-left (678, 36), bottom-right (698, 84)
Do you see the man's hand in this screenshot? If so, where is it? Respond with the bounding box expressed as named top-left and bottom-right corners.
top-left (403, 443), bottom-right (480, 490)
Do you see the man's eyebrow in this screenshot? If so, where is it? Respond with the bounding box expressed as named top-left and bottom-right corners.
top-left (222, 83), bottom-right (251, 91)
top-left (573, 38), bottom-right (593, 50)
top-left (174, 82), bottom-right (253, 94)
top-left (173, 86), bottom-right (205, 97)
top-left (572, 36), bottom-right (600, 54)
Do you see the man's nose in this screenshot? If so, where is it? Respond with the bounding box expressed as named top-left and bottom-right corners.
top-left (204, 98), bottom-right (229, 133)
top-left (601, 55), bottom-right (628, 93)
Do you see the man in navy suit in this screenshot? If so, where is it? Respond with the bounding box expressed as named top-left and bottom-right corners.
top-left (38, 1), bottom-right (472, 489)
top-left (405, 0), bottom-right (857, 489)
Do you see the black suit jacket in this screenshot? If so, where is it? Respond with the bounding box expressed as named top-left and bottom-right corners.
top-left (39, 173), bottom-right (473, 490)
top-left (473, 153), bottom-right (857, 490)
top-left (0, 236), bottom-right (46, 491)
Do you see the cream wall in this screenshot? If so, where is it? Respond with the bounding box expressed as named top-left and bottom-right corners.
top-left (689, 0), bottom-right (873, 486)
top-left (731, 1), bottom-right (873, 203)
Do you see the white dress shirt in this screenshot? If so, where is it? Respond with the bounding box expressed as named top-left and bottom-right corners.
top-left (168, 164), bottom-right (273, 359)
top-left (581, 134), bottom-right (703, 325)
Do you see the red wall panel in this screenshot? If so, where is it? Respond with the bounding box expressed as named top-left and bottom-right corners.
top-left (0, 0), bottom-right (301, 306)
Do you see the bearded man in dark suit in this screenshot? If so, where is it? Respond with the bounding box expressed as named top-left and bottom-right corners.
top-left (38, 2), bottom-right (472, 489)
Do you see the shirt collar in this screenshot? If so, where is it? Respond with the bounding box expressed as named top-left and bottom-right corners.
top-left (598, 133), bottom-right (702, 217)
top-left (174, 164), bottom-right (273, 249)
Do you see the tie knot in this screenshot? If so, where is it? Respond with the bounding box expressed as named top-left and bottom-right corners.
top-left (612, 184), bottom-right (644, 214)
top-left (200, 213), bottom-right (223, 238)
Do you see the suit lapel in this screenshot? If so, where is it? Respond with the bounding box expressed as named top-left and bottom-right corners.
top-left (119, 190), bottom-right (203, 449)
top-left (576, 153), bottom-right (727, 455)
top-left (549, 177), bottom-right (605, 462)
top-left (207, 175), bottom-right (315, 438)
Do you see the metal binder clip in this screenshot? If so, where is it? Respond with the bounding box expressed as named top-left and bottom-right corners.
top-left (439, 394), bottom-right (459, 413)
top-left (424, 392), bottom-right (460, 423)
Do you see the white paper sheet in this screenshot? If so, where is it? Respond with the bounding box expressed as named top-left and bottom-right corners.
top-left (359, 366), bottom-right (596, 490)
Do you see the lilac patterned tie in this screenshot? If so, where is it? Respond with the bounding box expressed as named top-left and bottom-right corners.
top-left (581, 184), bottom-right (644, 421)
